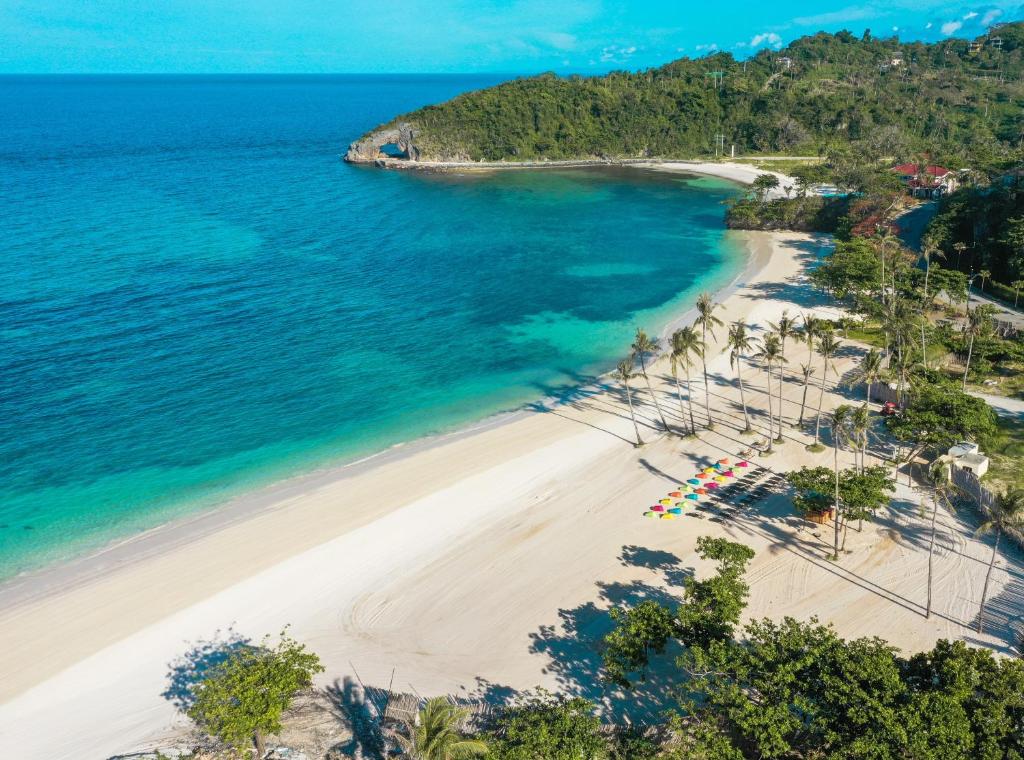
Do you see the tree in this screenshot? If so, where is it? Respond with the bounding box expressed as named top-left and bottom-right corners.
top-left (797, 362), bottom-right (816, 426)
top-left (925, 461), bottom-right (954, 619)
top-left (829, 405), bottom-right (853, 559)
top-left (727, 321), bottom-right (754, 432)
top-left (812, 331), bottom-right (841, 447)
top-left (770, 309), bottom-right (798, 358)
top-left (676, 537), bottom-right (756, 648)
top-left (1012, 279), bottom-right (1024, 307)
top-left (961, 306), bottom-right (994, 390)
top-left (752, 173), bottom-right (780, 201)
top-left (810, 239), bottom-right (882, 302)
top-left (603, 600), bottom-right (679, 688)
top-left (187, 630), bottom-right (323, 759)
top-left (755, 333), bottom-right (782, 451)
top-left (489, 691), bottom-right (605, 760)
top-left (670, 326), bottom-right (703, 436)
top-left (631, 328), bottom-right (669, 432)
top-left (975, 489), bottom-right (1024, 634)
top-left (398, 698), bottom-right (489, 760)
top-left (615, 359), bottom-right (644, 446)
top-left (850, 403), bottom-right (871, 473)
top-left (695, 294), bottom-right (724, 428)
top-left (977, 268), bottom-right (991, 293)
top-left (850, 348), bottom-right (884, 404)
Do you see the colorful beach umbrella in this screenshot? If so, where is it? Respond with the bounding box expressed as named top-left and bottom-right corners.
top-left (652, 505), bottom-right (665, 512)
top-left (685, 493), bottom-right (699, 500)
top-left (668, 507), bottom-right (682, 515)
top-left (687, 479), bottom-right (701, 486)
top-left (661, 513), bottom-right (676, 520)
top-left (703, 467), bottom-right (716, 474)
top-left (706, 482), bottom-right (719, 490)
top-left (714, 476), bottom-right (727, 483)
top-left (737, 461), bottom-right (749, 468)
top-left (643, 511), bottom-right (655, 517)
top-left (723, 470), bottom-right (735, 477)
top-left (696, 473), bottom-right (708, 479)
top-left (718, 458), bottom-right (730, 465)
top-left (659, 498), bottom-right (673, 505)
top-left (696, 488), bottom-right (708, 495)
top-left (674, 501), bottom-right (685, 507)
top-left (669, 491), bottom-right (682, 498)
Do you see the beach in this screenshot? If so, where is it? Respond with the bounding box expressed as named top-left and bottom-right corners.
top-left (1, 165), bottom-right (1020, 759)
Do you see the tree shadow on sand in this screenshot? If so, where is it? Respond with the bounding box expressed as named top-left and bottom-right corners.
top-left (162, 628), bottom-right (253, 711)
top-left (528, 560), bottom-right (692, 722)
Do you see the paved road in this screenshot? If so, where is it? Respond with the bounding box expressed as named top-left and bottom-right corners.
top-left (969, 390), bottom-right (1024, 421)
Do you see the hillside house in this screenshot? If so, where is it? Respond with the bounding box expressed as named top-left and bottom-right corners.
top-left (891, 163), bottom-right (959, 198)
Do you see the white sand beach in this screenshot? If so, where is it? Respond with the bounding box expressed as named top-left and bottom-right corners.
top-left (1, 166), bottom-right (1020, 759)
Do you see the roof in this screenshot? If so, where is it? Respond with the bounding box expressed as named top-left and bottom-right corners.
top-left (957, 453), bottom-right (989, 467)
top-left (891, 163), bottom-right (952, 177)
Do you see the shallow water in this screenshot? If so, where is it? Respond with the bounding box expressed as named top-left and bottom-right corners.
top-left (0, 75), bottom-right (744, 578)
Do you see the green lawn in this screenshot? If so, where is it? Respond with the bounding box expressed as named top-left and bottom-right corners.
top-left (982, 416), bottom-right (1024, 494)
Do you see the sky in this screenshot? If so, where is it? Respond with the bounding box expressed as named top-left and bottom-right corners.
top-left (1, 0), bottom-right (1022, 74)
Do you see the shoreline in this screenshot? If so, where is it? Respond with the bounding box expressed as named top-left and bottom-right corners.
top-left (5, 221), bottom-right (1017, 760)
top-left (0, 162), bottom-right (777, 602)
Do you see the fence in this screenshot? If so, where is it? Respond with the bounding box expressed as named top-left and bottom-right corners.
top-left (951, 467), bottom-right (1024, 550)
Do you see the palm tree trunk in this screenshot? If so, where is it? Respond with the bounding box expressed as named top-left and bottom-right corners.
top-left (764, 365), bottom-right (774, 453)
top-left (977, 530), bottom-right (1001, 634)
top-left (736, 356), bottom-right (751, 431)
top-left (921, 321), bottom-right (927, 369)
top-left (638, 355), bottom-right (669, 431)
top-left (926, 492), bottom-right (939, 618)
top-left (776, 364), bottom-right (785, 441)
top-left (833, 441), bottom-right (841, 559)
top-left (866, 380), bottom-right (872, 405)
top-left (702, 327), bottom-right (712, 428)
top-left (814, 363), bottom-right (828, 445)
top-left (684, 367), bottom-right (696, 435)
top-left (673, 374), bottom-right (687, 433)
top-left (254, 729), bottom-right (266, 760)
top-left (962, 332), bottom-right (975, 390)
top-left (624, 382), bottom-right (643, 446)
top-left (924, 258), bottom-right (930, 298)
top-left (799, 375), bottom-right (810, 425)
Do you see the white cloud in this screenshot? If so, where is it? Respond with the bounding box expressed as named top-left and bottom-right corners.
top-left (534, 31), bottom-right (577, 51)
top-left (941, 20), bottom-right (963, 35)
top-left (695, 43), bottom-right (719, 52)
top-left (598, 43), bottom-right (638, 63)
top-left (892, 26), bottom-right (899, 32)
top-left (963, 11), bottom-right (978, 20)
top-left (750, 32), bottom-right (783, 48)
top-left (925, 22), bottom-right (933, 29)
top-left (982, 9), bottom-right (1003, 25)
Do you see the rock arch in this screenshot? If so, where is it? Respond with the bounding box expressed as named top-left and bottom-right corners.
top-left (344, 122), bottom-right (420, 163)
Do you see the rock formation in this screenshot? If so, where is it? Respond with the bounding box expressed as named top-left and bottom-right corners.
top-left (344, 122), bottom-right (419, 163)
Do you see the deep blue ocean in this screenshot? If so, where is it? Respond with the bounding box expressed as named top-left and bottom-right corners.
top-left (0, 75), bottom-right (744, 579)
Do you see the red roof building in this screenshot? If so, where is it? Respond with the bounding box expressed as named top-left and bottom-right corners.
top-left (891, 164), bottom-right (958, 198)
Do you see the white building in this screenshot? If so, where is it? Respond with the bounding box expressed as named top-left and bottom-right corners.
top-left (947, 442), bottom-right (990, 477)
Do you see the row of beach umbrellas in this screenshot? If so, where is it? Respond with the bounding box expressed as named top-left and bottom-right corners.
top-left (643, 458), bottom-right (749, 520)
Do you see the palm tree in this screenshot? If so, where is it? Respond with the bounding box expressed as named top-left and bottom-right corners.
top-left (961, 307), bottom-right (989, 390)
top-left (755, 333), bottom-right (782, 451)
top-left (397, 697), bottom-right (489, 760)
top-left (694, 294), bottom-right (724, 428)
top-left (851, 403), bottom-right (871, 473)
top-left (975, 489), bottom-right (1024, 634)
top-left (921, 239), bottom-right (938, 298)
top-left (727, 321), bottom-right (754, 432)
top-left (631, 328), bottom-right (669, 432)
top-left (925, 461), bottom-right (954, 619)
top-left (773, 339), bottom-right (789, 438)
top-left (977, 268), bottom-right (991, 293)
top-left (615, 360), bottom-right (644, 446)
top-left (1012, 279), bottom-right (1024, 307)
top-left (953, 240), bottom-right (967, 270)
top-left (850, 348), bottom-right (884, 405)
top-left (874, 226), bottom-right (894, 306)
top-left (829, 404), bottom-right (853, 560)
top-left (670, 326), bottom-right (704, 436)
top-left (812, 331), bottom-right (841, 447)
top-left (771, 310), bottom-right (798, 359)
top-left (797, 363), bottom-right (816, 426)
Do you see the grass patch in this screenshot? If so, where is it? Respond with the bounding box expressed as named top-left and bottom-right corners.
top-left (982, 416), bottom-right (1024, 494)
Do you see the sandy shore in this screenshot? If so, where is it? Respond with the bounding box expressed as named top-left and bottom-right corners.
top-left (1, 167), bottom-right (1020, 759)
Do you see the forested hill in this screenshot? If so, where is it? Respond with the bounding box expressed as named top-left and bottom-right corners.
top-left (349, 24), bottom-right (1024, 168)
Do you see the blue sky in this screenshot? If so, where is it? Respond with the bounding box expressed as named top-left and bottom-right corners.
top-left (1, 1), bottom-right (1022, 73)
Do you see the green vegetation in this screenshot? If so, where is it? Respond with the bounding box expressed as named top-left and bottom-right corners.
top-left (187, 630), bottom-right (323, 759)
top-left (487, 691), bottom-right (605, 760)
top-left (399, 697), bottom-right (489, 760)
top-left (360, 25), bottom-right (1024, 166)
top-left (725, 194), bottom-right (849, 232)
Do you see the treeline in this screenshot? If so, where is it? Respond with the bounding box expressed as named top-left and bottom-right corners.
top-left (359, 24), bottom-right (1024, 167)
top-left (926, 182), bottom-right (1024, 295)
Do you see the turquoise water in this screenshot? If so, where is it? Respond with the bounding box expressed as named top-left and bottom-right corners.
top-left (0, 75), bottom-right (744, 579)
